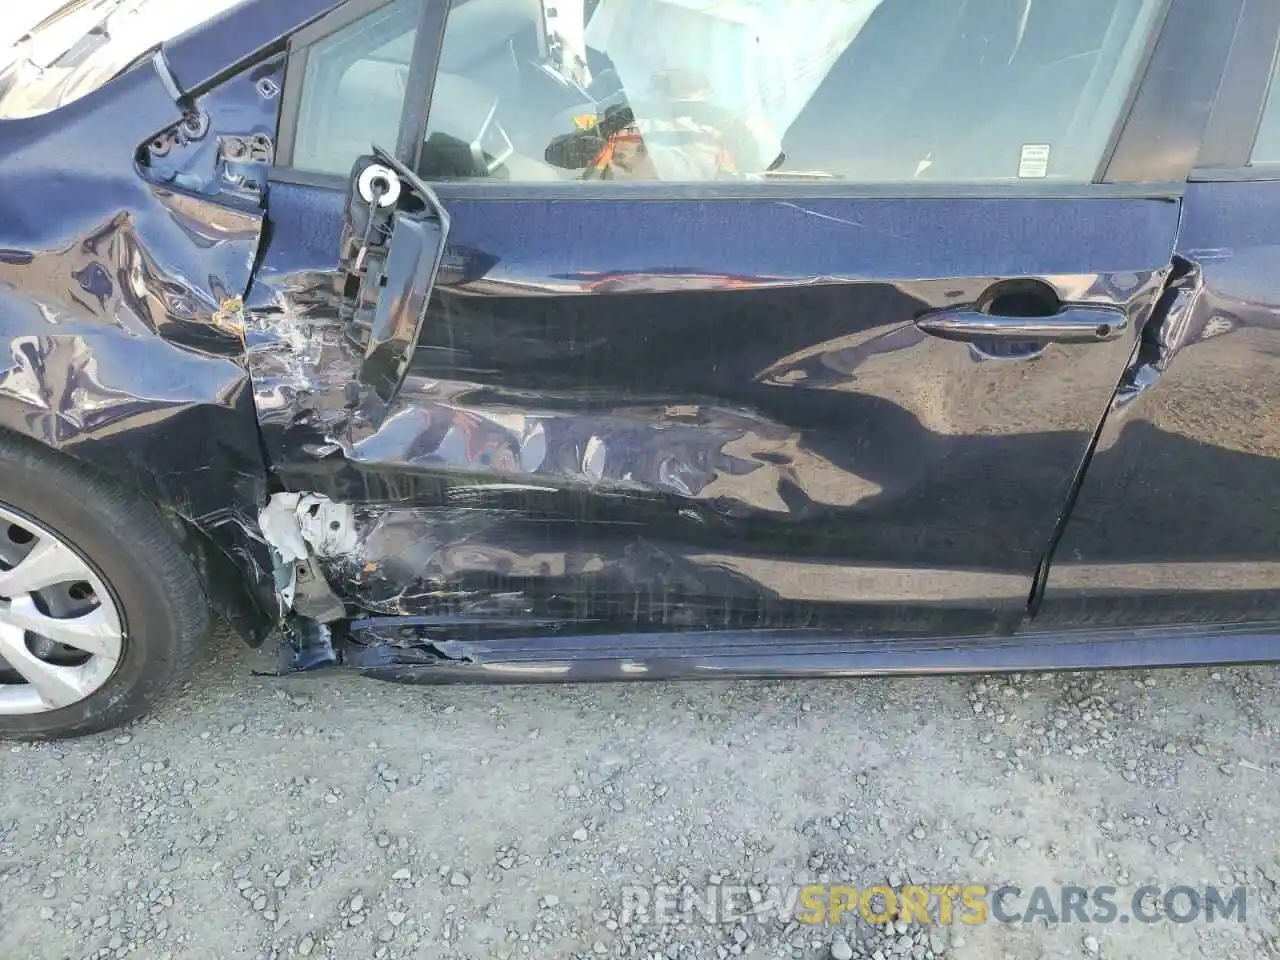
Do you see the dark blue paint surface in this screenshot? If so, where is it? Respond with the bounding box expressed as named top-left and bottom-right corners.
top-left (249, 179), bottom-right (1179, 637)
top-left (427, 194), bottom-right (1178, 281)
top-left (163, 0), bottom-right (345, 94)
top-left (0, 0), bottom-right (1277, 680)
top-left (1040, 179), bottom-right (1280, 632)
top-left (0, 51), bottom-right (288, 642)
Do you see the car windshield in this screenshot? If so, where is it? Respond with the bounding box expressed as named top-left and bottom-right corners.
top-left (0, 0), bottom-right (245, 119)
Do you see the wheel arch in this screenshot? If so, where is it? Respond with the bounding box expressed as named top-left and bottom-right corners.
top-left (0, 51), bottom-right (289, 648)
top-left (0, 412), bottom-right (278, 647)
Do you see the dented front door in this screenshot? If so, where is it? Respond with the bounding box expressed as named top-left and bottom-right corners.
top-left (247, 167), bottom-right (1183, 639)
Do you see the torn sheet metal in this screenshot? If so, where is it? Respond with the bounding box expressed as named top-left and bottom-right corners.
top-left (259, 492), bottom-right (355, 617)
top-left (276, 615), bottom-right (340, 674)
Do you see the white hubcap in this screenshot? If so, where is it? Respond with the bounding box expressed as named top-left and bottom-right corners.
top-left (0, 506), bottom-right (123, 714)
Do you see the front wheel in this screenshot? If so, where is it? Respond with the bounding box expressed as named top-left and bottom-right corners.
top-left (0, 435), bottom-right (211, 739)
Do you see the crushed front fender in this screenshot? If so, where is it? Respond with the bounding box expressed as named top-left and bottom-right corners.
top-left (0, 52), bottom-right (285, 640)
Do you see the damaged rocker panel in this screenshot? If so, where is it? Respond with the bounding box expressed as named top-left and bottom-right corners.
top-left (3, 0), bottom-right (1280, 683)
top-left (343, 616), bottom-right (1280, 682)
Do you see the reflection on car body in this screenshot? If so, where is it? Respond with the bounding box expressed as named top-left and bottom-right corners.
top-left (0, 0), bottom-right (1276, 739)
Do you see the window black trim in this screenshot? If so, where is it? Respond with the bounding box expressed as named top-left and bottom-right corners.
top-left (1191, 164), bottom-right (1280, 181)
top-left (273, 46), bottom-right (307, 167)
top-left (1102, 0), bottom-right (1246, 182)
top-left (395, 0), bottom-right (450, 167)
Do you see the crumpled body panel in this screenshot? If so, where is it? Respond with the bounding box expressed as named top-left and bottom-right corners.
top-left (0, 54), bottom-right (284, 639)
top-left (1041, 180), bottom-right (1280, 627)
top-left (248, 183), bottom-right (1178, 638)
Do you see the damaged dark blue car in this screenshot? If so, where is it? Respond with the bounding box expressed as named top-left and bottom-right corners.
top-left (1, 0), bottom-right (1279, 738)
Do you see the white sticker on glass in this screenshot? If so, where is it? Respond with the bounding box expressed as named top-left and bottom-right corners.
top-left (1019, 144), bottom-right (1051, 179)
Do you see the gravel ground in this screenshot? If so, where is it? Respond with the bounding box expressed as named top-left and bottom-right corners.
top-left (1, 627), bottom-right (1277, 960)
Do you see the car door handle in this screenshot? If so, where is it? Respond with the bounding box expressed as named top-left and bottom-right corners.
top-left (916, 307), bottom-right (1128, 344)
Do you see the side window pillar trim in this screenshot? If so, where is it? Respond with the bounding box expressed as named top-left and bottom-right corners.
top-left (395, 0), bottom-right (451, 170)
top-left (1102, 0), bottom-right (1247, 183)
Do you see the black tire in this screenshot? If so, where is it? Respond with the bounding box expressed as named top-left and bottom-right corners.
top-left (0, 434), bottom-right (210, 739)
